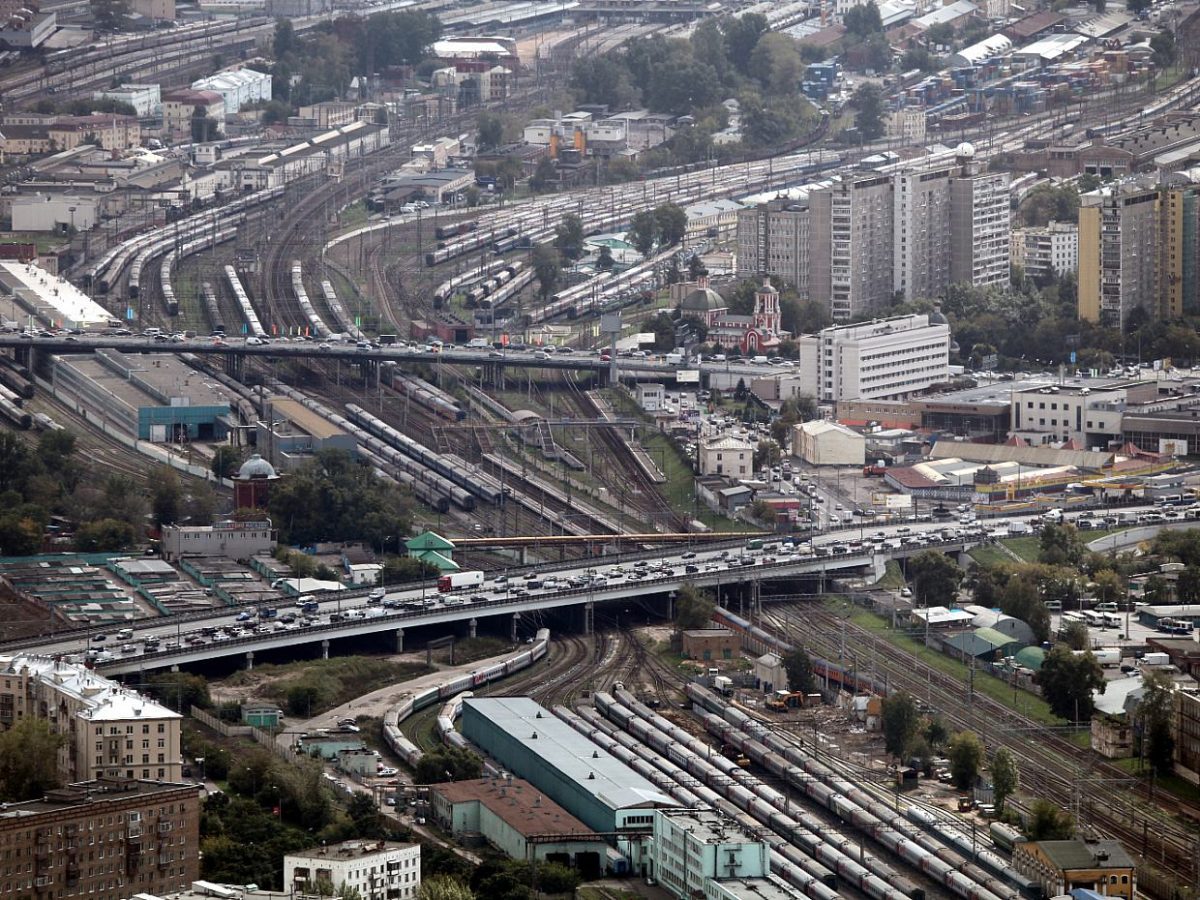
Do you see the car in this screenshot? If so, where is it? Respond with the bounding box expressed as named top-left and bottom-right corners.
top-left (600, 354), bottom-right (612, 362)
top-left (91, 634), bottom-right (107, 643)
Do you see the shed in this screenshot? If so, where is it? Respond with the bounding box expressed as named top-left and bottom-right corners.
top-left (755, 652), bottom-right (787, 694)
top-left (794, 420), bottom-right (866, 467)
top-left (241, 705), bottom-right (283, 728)
top-left (681, 629), bottom-right (740, 662)
top-left (407, 531), bottom-right (459, 572)
top-left (943, 627), bottom-right (1020, 661)
top-left (1013, 646), bottom-right (1045, 671)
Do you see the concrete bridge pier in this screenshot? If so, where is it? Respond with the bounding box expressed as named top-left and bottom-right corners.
top-left (583, 601), bottom-right (594, 635)
top-left (395, 628), bottom-right (404, 653)
top-left (321, 639), bottom-right (330, 660)
top-left (510, 615), bottom-right (519, 643)
top-left (468, 617), bottom-right (477, 639)
top-left (170, 664), bottom-right (180, 673)
top-left (245, 650), bottom-right (254, 671)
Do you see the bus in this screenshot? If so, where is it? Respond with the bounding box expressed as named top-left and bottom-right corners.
top-left (746, 538), bottom-right (764, 551)
top-left (1102, 612), bottom-right (1122, 630)
top-left (1083, 610), bottom-right (1106, 628)
top-left (1061, 611), bottom-right (1087, 626)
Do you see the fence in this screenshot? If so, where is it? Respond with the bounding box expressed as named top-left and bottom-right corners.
top-left (189, 705), bottom-right (302, 765)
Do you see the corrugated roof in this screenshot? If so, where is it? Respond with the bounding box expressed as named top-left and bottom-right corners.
top-left (1035, 840), bottom-right (1135, 871)
top-left (929, 441), bottom-right (1116, 469)
top-left (1014, 646), bottom-right (1045, 670)
top-left (974, 626), bottom-right (1022, 648)
top-left (462, 697), bottom-right (674, 812)
top-left (431, 777), bottom-right (599, 838)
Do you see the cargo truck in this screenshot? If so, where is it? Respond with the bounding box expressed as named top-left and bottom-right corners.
top-left (438, 570), bottom-right (485, 592)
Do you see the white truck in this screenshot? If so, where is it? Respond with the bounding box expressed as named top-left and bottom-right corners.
top-left (1007, 521), bottom-right (1033, 535)
top-left (1075, 648), bottom-right (1121, 667)
top-left (665, 352), bottom-right (684, 366)
top-left (438, 570), bottom-right (485, 592)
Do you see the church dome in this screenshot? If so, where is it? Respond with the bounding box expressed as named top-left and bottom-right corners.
top-left (237, 454), bottom-right (278, 480)
top-left (681, 287), bottom-right (725, 314)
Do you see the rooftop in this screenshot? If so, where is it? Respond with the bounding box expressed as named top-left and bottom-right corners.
top-left (462, 697), bottom-right (674, 811)
top-left (287, 840), bottom-right (418, 862)
top-left (0, 261), bottom-right (111, 326)
top-left (0, 654), bottom-right (180, 722)
top-left (59, 352), bottom-right (236, 413)
top-left (683, 628), bottom-right (736, 638)
top-left (432, 776), bottom-right (599, 838)
top-left (1031, 839), bottom-right (1136, 871)
top-left (657, 807), bottom-right (766, 845)
top-left (710, 877), bottom-right (808, 900)
top-left (0, 778), bottom-right (197, 820)
top-left (268, 396), bottom-right (345, 440)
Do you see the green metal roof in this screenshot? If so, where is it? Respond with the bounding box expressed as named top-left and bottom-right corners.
top-left (1014, 646), bottom-right (1046, 670)
top-left (974, 626), bottom-right (1023, 649)
top-left (411, 549), bottom-right (459, 572)
top-left (406, 531), bottom-right (455, 551)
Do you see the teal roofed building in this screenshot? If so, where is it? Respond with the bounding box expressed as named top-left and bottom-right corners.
top-left (943, 627), bottom-right (1023, 662)
top-left (406, 532), bottom-right (458, 572)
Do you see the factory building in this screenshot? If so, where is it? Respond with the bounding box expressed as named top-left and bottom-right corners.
top-left (160, 519), bottom-right (277, 562)
top-left (258, 395), bottom-right (357, 470)
top-left (430, 776), bottom-right (613, 876)
top-left (51, 350), bottom-right (235, 442)
top-left (460, 697), bottom-right (675, 835)
top-left (0, 261), bottom-right (112, 328)
top-left (0, 778), bottom-right (200, 900)
top-left (649, 808), bottom-right (772, 900)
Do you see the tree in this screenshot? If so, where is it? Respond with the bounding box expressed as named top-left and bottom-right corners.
top-left (1092, 569), bottom-right (1126, 606)
top-left (723, 13), bottom-right (769, 74)
top-left (151, 467), bottom-right (183, 528)
top-left (1061, 620), bottom-right (1090, 651)
top-left (1126, 0), bottom-right (1152, 14)
top-left (1039, 524), bottom-right (1086, 567)
top-left (1034, 646), bottom-right (1105, 721)
top-left (748, 32), bottom-right (804, 95)
top-left (1150, 29), bottom-right (1178, 69)
top-left (419, 877), bottom-right (476, 900)
top-left (629, 210), bottom-right (658, 255)
top-left (990, 747), bottom-right (1019, 814)
top-left (144, 672), bottom-right (211, 711)
top-left (531, 244), bottom-right (561, 300)
top-left (654, 202), bottom-right (688, 247)
top-left (91, 0), bottom-right (129, 30)
top-left (1138, 670), bottom-right (1176, 777)
top-left (529, 157), bottom-right (556, 193)
top-left (477, 113), bottom-right (503, 151)
top-left (881, 691), bottom-right (918, 759)
top-left (843, 0), bottom-right (883, 37)
top-left (852, 84), bottom-right (886, 142)
top-left (414, 748), bottom-right (481, 784)
top-left (1027, 799), bottom-right (1074, 840)
top-left (380, 556), bottom-right (438, 584)
top-left (191, 105), bottom-right (221, 142)
top-left (907, 551), bottom-right (963, 608)
top-left (211, 445), bottom-right (242, 479)
top-left (947, 731), bottom-right (984, 790)
top-left (924, 716), bottom-right (949, 751)
top-left (0, 718), bottom-right (65, 801)
top-left (674, 583), bottom-right (715, 630)
top-left (999, 574), bottom-right (1051, 644)
top-left (596, 246), bottom-right (615, 272)
top-left (74, 518), bottom-right (136, 551)
top-left (553, 214), bottom-right (585, 261)
top-left (782, 648), bottom-right (815, 694)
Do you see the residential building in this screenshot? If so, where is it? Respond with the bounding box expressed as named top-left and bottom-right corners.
top-left (284, 840), bottom-right (422, 900)
top-left (94, 84), bottom-right (162, 118)
top-left (1011, 220), bottom-right (1078, 280)
top-left (809, 173), bottom-right (896, 321)
top-left (793, 420), bottom-right (867, 466)
top-left (191, 68), bottom-right (272, 114)
top-left (1013, 840), bottom-right (1135, 900)
top-left (684, 199), bottom-right (743, 250)
top-left (1078, 183), bottom-right (1162, 326)
top-left (887, 107), bottom-right (926, 144)
top-left (795, 313), bottom-right (952, 403)
top-left (893, 161), bottom-right (955, 302)
top-left (735, 197), bottom-right (812, 296)
top-left (0, 654), bottom-right (183, 783)
top-left (698, 436), bottom-right (754, 478)
top-left (0, 778), bottom-right (200, 900)
top-left (128, 0), bottom-right (174, 18)
top-left (160, 519), bottom-right (277, 562)
top-left (650, 808), bottom-right (771, 900)
top-left (430, 777), bottom-right (610, 876)
top-left (949, 160), bottom-right (1011, 288)
top-left (162, 89), bottom-right (225, 140)
top-left (1160, 183), bottom-right (1200, 318)
top-left (1175, 689), bottom-right (1200, 779)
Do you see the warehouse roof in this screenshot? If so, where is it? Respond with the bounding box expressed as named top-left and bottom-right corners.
top-left (268, 396), bottom-right (345, 440)
top-left (0, 261), bottom-right (111, 327)
top-left (462, 697), bottom-right (674, 811)
top-left (1013, 646), bottom-right (1045, 671)
top-left (1033, 840), bottom-right (1135, 871)
top-left (431, 777), bottom-right (599, 838)
top-left (914, 0), bottom-right (976, 28)
top-left (1013, 33), bottom-right (1089, 61)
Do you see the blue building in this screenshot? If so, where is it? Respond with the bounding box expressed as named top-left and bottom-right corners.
top-left (461, 697), bottom-right (674, 835)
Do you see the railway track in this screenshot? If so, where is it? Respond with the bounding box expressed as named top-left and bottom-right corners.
top-left (764, 603), bottom-right (1200, 891)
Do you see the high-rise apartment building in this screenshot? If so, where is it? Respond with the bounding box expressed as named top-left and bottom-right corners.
top-left (810, 173), bottom-right (896, 321)
top-left (0, 778), bottom-right (200, 900)
top-left (739, 149), bottom-right (1011, 318)
top-left (1077, 183), bottom-right (1172, 325)
top-left (1011, 221), bottom-right (1078, 281)
top-left (0, 655), bottom-right (182, 784)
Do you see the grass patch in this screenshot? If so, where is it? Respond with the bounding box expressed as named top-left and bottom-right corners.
top-left (839, 603), bottom-right (1065, 728)
top-left (0, 231), bottom-right (67, 253)
top-left (968, 544), bottom-right (1012, 567)
top-left (430, 636), bottom-right (510, 666)
top-left (1001, 536), bottom-right (1041, 562)
top-left (871, 560), bottom-right (906, 590)
top-left (224, 656), bottom-right (431, 718)
top-left (338, 201), bottom-right (369, 231)
top-left (1111, 757), bottom-right (1200, 804)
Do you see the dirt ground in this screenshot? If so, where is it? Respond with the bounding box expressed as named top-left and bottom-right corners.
top-left (209, 650), bottom-right (436, 706)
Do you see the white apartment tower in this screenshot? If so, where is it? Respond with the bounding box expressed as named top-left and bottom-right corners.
top-left (949, 157), bottom-right (1012, 287)
top-left (893, 162), bottom-right (955, 301)
top-left (810, 173), bottom-right (896, 321)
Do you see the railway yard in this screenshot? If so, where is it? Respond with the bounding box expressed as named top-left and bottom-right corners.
top-left (4, 1), bottom-right (1200, 898)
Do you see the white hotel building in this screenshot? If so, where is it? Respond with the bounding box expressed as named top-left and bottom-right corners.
top-left (285, 841), bottom-right (422, 900)
top-left (796, 313), bottom-right (951, 403)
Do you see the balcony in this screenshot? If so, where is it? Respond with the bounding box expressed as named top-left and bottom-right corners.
top-left (34, 876), bottom-right (52, 890)
top-left (157, 822), bottom-right (172, 834)
top-left (157, 854), bottom-right (171, 868)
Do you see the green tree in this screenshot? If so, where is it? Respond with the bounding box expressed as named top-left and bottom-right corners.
top-left (144, 672), bottom-right (211, 711)
top-left (74, 518), bottom-right (136, 551)
top-left (843, 0), bottom-right (882, 37)
top-left (380, 556), bottom-right (438, 584)
top-left (1061, 619), bottom-right (1090, 651)
top-left (553, 214), bottom-right (585, 261)
top-left (532, 244), bottom-right (561, 300)
top-left (654, 202), bottom-right (688, 247)
top-left (1039, 523), bottom-right (1086, 567)
top-left (1150, 29), bottom-right (1177, 68)
top-left (999, 574), bottom-right (1051, 644)
top-left (151, 467), bottom-right (183, 528)
top-left (852, 84), bottom-right (886, 142)
top-left (748, 32), bottom-right (804, 95)
top-left (1093, 568), bottom-right (1126, 606)
top-left (414, 748), bottom-right (481, 784)
top-left (990, 747), bottom-right (1019, 814)
top-left (881, 691), bottom-right (918, 759)
top-left (1138, 670), bottom-right (1176, 777)
top-left (1034, 646), bottom-right (1105, 721)
top-left (924, 716), bottom-right (949, 751)
top-left (782, 648), bottom-right (815, 694)
top-left (419, 877), bottom-right (476, 900)
top-left (91, 0), bottom-right (129, 30)
top-left (211, 445), bottom-right (242, 479)
top-left (0, 718), bottom-right (65, 801)
top-left (268, 449), bottom-right (412, 546)
top-left (191, 105), bottom-right (221, 142)
top-left (723, 13), bottom-right (769, 74)
top-left (1126, 0), bottom-right (1152, 14)
top-left (529, 156), bottom-right (556, 193)
top-left (596, 246), bottom-right (615, 272)
top-left (674, 582), bottom-right (715, 630)
top-left (907, 550), bottom-right (964, 607)
top-left (947, 731), bottom-right (984, 790)
top-left (1178, 566), bottom-right (1200, 604)
top-left (629, 210), bottom-right (658, 255)
top-left (1027, 799), bottom-right (1074, 840)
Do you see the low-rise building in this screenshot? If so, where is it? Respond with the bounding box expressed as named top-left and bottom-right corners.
top-left (1013, 840), bottom-right (1135, 900)
top-left (698, 436), bottom-right (754, 478)
top-left (285, 840), bottom-right (422, 900)
top-left (1011, 220), bottom-right (1078, 281)
top-left (754, 652), bottom-right (786, 693)
top-left (681, 628), bottom-right (740, 663)
top-left (636, 382), bottom-right (665, 412)
top-left (430, 777), bottom-right (611, 876)
top-left (0, 778), bottom-right (200, 900)
top-left (0, 654), bottom-right (183, 783)
top-left (191, 68), bottom-right (272, 114)
top-left (162, 89), bottom-right (225, 140)
top-left (160, 519), bottom-right (277, 562)
top-left (650, 808), bottom-right (771, 899)
top-left (793, 420), bottom-right (866, 466)
top-left (94, 84), bottom-right (162, 118)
